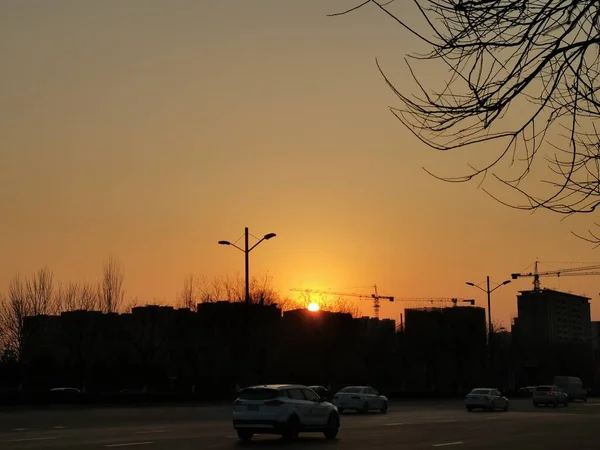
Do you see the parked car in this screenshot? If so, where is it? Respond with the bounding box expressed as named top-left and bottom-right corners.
top-left (232, 384), bottom-right (340, 441)
top-left (464, 388), bottom-right (509, 412)
top-left (331, 386), bottom-right (388, 414)
top-left (532, 385), bottom-right (569, 407)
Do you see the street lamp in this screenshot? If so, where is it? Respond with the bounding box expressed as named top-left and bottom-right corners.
top-left (218, 227), bottom-right (277, 304)
top-left (466, 277), bottom-right (511, 368)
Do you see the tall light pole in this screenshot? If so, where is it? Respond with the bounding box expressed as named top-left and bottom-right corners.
top-left (218, 227), bottom-right (277, 304)
top-left (466, 277), bottom-right (511, 369)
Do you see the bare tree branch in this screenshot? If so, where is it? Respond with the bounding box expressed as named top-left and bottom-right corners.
top-left (334, 0), bottom-right (600, 243)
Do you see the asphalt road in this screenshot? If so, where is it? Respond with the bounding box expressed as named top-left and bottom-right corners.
top-left (1, 399), bottom-right (599, 449)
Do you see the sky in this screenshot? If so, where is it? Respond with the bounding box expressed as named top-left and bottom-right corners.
top-left (2, 0), bottom-right (600, 328)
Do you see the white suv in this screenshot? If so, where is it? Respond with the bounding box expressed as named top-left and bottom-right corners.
top-left (232, 384), bottom-right (340, 441)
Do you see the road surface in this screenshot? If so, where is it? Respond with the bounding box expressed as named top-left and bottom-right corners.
top-left (1, 399), bottom-right (598, 449)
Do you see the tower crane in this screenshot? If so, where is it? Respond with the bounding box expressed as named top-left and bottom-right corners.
top-left (289, 285), bottom-right (475, 318)
top-left (511, 261), bottom-right (600, 291)
top-left (289, 285), bottom-right (393, 319)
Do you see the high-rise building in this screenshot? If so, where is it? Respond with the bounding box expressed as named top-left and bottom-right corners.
top-left (513, 289), bottom-right (591, 347)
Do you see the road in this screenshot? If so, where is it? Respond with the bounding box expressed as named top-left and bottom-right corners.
top-left (1, 399), bottom-right (599, 449)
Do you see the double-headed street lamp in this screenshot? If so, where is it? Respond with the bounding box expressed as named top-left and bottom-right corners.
top-left (218, 227), bottom-right (277, 304)
top-left (466, 276), bottom-right (511, 368)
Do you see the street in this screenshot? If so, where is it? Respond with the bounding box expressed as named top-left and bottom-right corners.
top-left (1, 399), bottom-right (599, 449)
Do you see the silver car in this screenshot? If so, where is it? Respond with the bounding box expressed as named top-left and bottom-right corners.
top-left (465, 388), bottom-right (509, 412)
top-left (532, 385), bottom-right (569, 407)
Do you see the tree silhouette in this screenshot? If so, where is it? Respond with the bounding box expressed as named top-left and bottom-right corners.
top-left (333, 1), bottom-right (600, 242)
top-left (98, 257), bottom-right (125, 313)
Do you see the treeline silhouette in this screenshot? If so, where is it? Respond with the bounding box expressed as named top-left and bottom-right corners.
top-left (0, 263), bottom-right (597, 406)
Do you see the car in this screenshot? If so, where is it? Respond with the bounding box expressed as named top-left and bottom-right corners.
top-left (232, 384), bottom-right (340, 441)
top-left (464, 388), bottom-right (509, 412)
top-left (532, 385), bottom-right (569, 407)
top-left (331, 386), bottom-right (388, 414)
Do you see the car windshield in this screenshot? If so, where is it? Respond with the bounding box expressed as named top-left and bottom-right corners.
top-left (339, 387), bottom-right (362, 393)
top-left (238, 388), bottom-right (278, 400)
top-left (470, 389), bottom-right (490, 395)
top-left (534, 386), bottom-right (552, 392)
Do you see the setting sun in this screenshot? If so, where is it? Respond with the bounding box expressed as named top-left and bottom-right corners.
top-left (307, 302), bottom-right (320, 312)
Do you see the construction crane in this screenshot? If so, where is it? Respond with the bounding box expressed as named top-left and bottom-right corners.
top-left (289, 285), bottom-right (475, 318)
top-left (289, 285), bottom-right (393, 319)
top-left (511, 261), bottom-right (600, 291)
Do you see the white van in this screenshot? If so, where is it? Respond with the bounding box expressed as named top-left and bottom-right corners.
top-left (553, 376), bottom-right (587, 402)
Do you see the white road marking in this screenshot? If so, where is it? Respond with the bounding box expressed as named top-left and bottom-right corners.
top-left (10, 437), bottom-right (57, 443)
top-left (134, 430), bottom-right (170, 434)
top-left (13, 428), bottom-right (27, 431)
top-left (105, 443), bottom-right (154, 448)
top-left (384, 422), bottom-right (405, 426)
top-left (53, 426), bottom-right (65, 429)
top-left (433, 442), bottom-right (464, 447)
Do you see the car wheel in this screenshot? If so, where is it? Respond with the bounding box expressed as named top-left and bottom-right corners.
top-left (533, 402), bottom-right (538, 407)
top-left (552, 401), bottom-right (557, 408)
top-left (282, 415), bottom-right (300, 441)
top-left (488, 402), bottom-right (496, 412)
top-left (380, 401), bottom-right (388, 414)
top-left (564, 400), bottom-right (569, 407)
top-left (323, 413), bottom-right (339, 440)
top-left (338, 408), bottom-right (345, 414)
top-left (466, 407), bottom-right (473, 412)
top-left (237, 430), bottom-right (253, 442)
top-left (584, 396), bottom-right (588, 403)
top-left (503, 403), bottom-right (509, 412)
top-left (360, 402), bottom-right (369, 414)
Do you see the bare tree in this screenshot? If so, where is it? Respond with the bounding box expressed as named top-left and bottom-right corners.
top-left (296, 290), bottom-right (361, 317)
top-left (25, 267), bottom-right (56, 315)
top-left (0, 275), bottom-right (28, 361)
top-left (56, 281), bottom-right (98, 312)
top-left (333, 1), bottom-right (600, 242)
top-left (98, 257), bottom-right (125, 313)
top-left (176, 274), bottom-right (198, 310)
top-left (0, 270), bottom-right (56, 363)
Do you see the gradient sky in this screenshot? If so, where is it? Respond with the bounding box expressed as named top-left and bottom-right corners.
top-left (2, 0), bottom-right (600, 327)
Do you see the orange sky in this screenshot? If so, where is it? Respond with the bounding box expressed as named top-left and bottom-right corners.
top-left (2, 1), bottom-right (600, 328)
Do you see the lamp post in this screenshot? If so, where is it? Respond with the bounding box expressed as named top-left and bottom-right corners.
top-left (466, 277), bottom-right (511, 370)
top-left (218, 227), bottom-right (277, 304)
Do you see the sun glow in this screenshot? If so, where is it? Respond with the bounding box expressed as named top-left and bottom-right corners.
top-left (307, 302), bottom-right (320, 312)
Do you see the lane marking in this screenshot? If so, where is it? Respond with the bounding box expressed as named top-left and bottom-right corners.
top-left (384, 422), bottom-right (405, 426)
top-left (134, 430), bottom-right (170, 434)
top-left (13, 428), bottom-right (27, 431)
top-left (433, 442), bottom-right (464, 447)
top-left (105, 443), bottom-right (154, 448)
top-left (53, 426), bottom-right (65, 429)
top-left (10, 437), bottom-right (57, 443)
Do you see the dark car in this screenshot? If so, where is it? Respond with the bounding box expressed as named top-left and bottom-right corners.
top-left (309, 385), bottom-right (333, 401)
